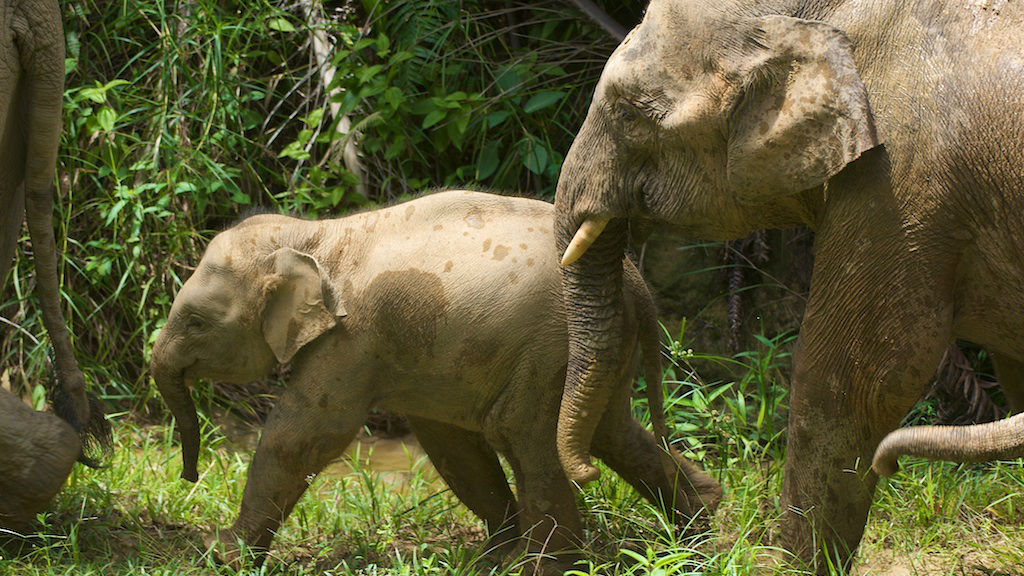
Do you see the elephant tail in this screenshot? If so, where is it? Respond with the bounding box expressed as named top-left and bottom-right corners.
top-left (47, 349), bottom-right (112, 468)
top-left (624, 259), bottom-right (669, 444)
top-left (873, 412), bottom-right (1024, 476)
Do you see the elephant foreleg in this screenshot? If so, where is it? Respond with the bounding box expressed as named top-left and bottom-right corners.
top-left (215, 381), bottom-right (368, 566)
top-left (501, 449), bottom-right (583, 575)
top-left (406, 417), bottom-right (519, 553)
top-left (778, 161), bottom-right (954, 572)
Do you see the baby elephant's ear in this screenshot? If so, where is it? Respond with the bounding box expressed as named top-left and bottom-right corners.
top-left (262, 247), bottom-right (347, 364)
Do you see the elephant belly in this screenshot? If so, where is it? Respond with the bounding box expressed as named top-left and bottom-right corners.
top-left (952, 238), bottom-right (1024, 359)
top-left (379, 340), bottom-right (566, 438)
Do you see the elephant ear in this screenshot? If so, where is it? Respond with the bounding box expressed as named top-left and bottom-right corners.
top-left (261, 247), bottom-right (347, 364)
top-left (726, 15), bottom-right (880, 200)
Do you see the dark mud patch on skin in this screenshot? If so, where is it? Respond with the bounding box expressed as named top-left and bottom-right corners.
top-left (362, 269), bottom-right (449, 360)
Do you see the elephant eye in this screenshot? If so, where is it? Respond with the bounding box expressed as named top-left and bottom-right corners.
top-left (185, 314), bottom-right (207, 331)
top-left (618, 101), bottom-right (645, 123)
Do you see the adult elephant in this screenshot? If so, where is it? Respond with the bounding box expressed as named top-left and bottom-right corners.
top-left (1, 0), bottom-right (108, 527)
top-left (1, 0), bottom-right (100, 426)
top-left (554, 0), bottom-right (1024, 571)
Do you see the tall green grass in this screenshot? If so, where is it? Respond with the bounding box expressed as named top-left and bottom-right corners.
top-left (4, 326), bottom-right (1021, 575)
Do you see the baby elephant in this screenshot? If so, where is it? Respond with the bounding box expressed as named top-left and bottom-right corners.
top-left (0, 386), bottom-right (80, 531)
top-left (152, 190), bottom-right (720, 571)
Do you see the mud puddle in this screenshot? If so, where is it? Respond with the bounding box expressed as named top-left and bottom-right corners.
top-left (215, 413), bottom-right (439, 490)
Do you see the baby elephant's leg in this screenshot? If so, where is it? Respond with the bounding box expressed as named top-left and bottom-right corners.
top-left (500, 368), bottom-right (585, 573)
top-left (406, 417), bottom-right (518, 552)
top-left (501, 448), bottom-right (583, 576)
top-left (592, 395), bottom-right (721, 528)
top-left (211, 384), bottom-right (369, 567)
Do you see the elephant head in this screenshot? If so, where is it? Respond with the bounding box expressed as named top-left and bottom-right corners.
top-left (152, 218), bottom-right (347, 481)
top-left (555, 1), bottom-right (880, 483)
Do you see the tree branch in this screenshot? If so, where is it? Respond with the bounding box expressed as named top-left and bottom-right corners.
top-left (566, 0), bottom-right (628, 41)
top-left (299, 0), bottom-right (367, 198)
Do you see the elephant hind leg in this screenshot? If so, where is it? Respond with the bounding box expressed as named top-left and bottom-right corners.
top-left (406, 416), bottom-right (519, 553)
top-left (992, 353), bottom-right (1024, 414)
top-left (500, 449), bottom-right (583, 576)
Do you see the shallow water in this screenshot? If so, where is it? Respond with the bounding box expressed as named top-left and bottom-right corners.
top-left (215, 414), bottom-right (438, 489)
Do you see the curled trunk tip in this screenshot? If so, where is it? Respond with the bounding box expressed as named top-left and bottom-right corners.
top-left (152, 358), bottom-right (201, 483)
top-left (871, 438), bottom-right (901, 476)
top-left (558, 438), bottom-right (602, 483)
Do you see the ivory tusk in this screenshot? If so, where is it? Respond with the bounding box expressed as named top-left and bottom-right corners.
top-left (560, 216), bottom-right (610, 267)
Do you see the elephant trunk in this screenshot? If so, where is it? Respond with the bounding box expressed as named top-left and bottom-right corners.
top-left (556, 213), bottom-right (628, 484)
top-left (872, 413), bottom-right (1024, 476)
top-left (151, 350), bottom-right (200, 482)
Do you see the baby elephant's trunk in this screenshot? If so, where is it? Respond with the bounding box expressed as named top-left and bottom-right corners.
top-left (151, 356), bottom-right (200, 482)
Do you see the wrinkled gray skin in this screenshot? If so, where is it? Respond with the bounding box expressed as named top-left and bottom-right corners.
top-left (873, 410), bottom-right (1024, 477)
top-left (152, 191), bottom-right (720, 572)
top-left (1, 0), bottom-right (101, 528)
top-left (554, 0), bottom-right (1024, 571)
top-left (0, 387), bottom-right (80, 531)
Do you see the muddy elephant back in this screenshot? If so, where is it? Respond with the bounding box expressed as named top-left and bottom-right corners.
top-left (0, 387), bottom-right (81, 530)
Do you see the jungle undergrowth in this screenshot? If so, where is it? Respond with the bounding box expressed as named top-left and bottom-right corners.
top-left (3, 323), bottom-right (1021, 575)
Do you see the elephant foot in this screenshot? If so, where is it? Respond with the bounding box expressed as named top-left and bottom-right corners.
top-left (667, 457), bottom-right (722, 530)
top-left (675, 505), bottom-right (715, 542)
top-left (497, 538), bottom-right (580, 576)
top-left (480, 523), bottom-right (521, 560)
top-left (515, 553), bottom-right (579, 576)
top-left (203, 529), bottom-right (266, 570)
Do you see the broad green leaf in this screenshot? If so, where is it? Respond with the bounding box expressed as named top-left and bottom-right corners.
top-left (388, 50), bottom-right (414, 66)
top-left (495, 66), bottom-right (521, 93)
top-left (422, 109), bottom-right (447, 129)
top-left (305, 107), bottom-right (325, 127)
top-left (95, 106), bottom-right (117, 132)
top-left (356, 65), bottom-right (383, 84)
top-left (485, 110), bottom-right (510, 129)
top-left (376, 34), bottom-right (390, 55)
top-left (383, 86), bottom-right (403, 109)
top-left (267, 17), bottom-right (296, 33)
top-left (278, 140), bottom-right (310, 160)
top-left (522, 142), bottom-right (548, 175)
top-left (523, 91), bottom-right (565, 114)
top-left (477, 141), bottom-right (500, 180)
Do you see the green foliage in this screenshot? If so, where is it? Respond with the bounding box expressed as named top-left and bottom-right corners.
top-left (2, 0), bottom-right (634, 410)
top-left (655, 318), bottom-right (795, 466)
top-left (5, 358), bottom-right (1022, 574)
